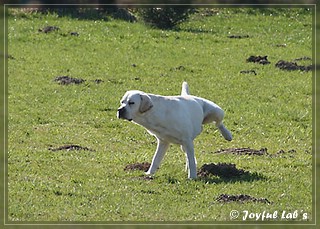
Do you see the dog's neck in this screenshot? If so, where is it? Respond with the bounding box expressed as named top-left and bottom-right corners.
top-left (132, 109), bottom-right (155, 129)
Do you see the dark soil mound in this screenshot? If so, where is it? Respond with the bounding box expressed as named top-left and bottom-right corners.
top-left (70, 31), bottom-right (79, 36)
top-left (246, 55), bottom-right (270, 65)
top-left (49, 144), bottom-right (95, 152)
top-left (272, 149), bottom-right (296, 158)
top-left (275, 60), bottom-right (312, 72)
top-left (124, 162), bottom-right (151, 172)
top-left (38, 26), bottom-right (60, 33)
top-left (240, 70), bottom-right (257, 75)
top-left (216, 194), bottom-right (271, 204)
top-left (197, 163), bottom-right (249, 178)
top-left (294, 56), bottom-right (312, 61)
top-left (94, 79), bottom-right (104, 84)
top-left (54, 76), bottom-right (85, 85)
top-left (170, 65), bottom-right (186, 71)
top-left (228, 34), bottom-right (249, 39)
top-left (214, 147), bottom-right (268, 156)
top-left (276, 44), bottom-right (287, 47)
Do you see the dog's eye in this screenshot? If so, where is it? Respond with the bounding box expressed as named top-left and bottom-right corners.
top-left (128, 101), bottom-right (135, 105)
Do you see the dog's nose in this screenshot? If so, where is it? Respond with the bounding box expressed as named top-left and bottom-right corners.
top-left (117, 107), bottom-right (125, 119)
top-left (117, 107), bottom-right (125, 113)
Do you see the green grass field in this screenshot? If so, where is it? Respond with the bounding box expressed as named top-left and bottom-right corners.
top-left (7, 8), bottom-right (313, 223)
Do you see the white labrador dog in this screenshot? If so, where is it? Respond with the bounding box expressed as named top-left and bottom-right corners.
top-left (117, 82), bottom-right (232, 179)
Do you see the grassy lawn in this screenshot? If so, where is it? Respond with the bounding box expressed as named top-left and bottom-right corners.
top-left (7, 8), bottom-right (313, 223)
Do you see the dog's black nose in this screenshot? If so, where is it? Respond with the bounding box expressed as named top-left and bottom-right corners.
top-left (117, 107), bottom-right (125, 119)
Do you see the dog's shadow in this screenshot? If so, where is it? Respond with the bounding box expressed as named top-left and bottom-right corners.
top-left (127, 162), bottom-right (267, 184)
top-left (197, 171), bottom-right (267, 184)
top-left (162, 171), bottom-right (266, 185)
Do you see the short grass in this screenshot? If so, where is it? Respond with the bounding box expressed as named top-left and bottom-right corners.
top-left (7, 8), bottom-right (313, 222)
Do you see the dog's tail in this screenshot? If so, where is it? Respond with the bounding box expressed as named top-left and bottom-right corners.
top-left (181, 81), bottom-right (190, 96)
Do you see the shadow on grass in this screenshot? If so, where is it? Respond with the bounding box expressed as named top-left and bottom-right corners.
top-left (198, 171), bottom-right (267, 184)
top-left (22, 8), bottom-right (136, 22)
top-left (160, 171), bottom-right (266, 185)
top-left (195, 162), bottom-right (267, 184)
top-left (126, 162), bottom-right (267, 184)
top-left (175, 27), bottom-right (218, 35)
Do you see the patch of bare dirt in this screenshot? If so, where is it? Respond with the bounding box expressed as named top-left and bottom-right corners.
top-left (274, 149), bottom-right (296, 158)
top-left (197, 163), bottom-right (249, 178)
top-left (275, 44), bottom-right (287, 47)
top-left (54, 76), bottom-right (85, 85)
top-left (49, 144), bottom-right (95, 152)
top-left (170, 65), bottom-right (186, 71)
top-left (244, 55), bottom-right (313, 72)
top-left (214, 147), bottom-right (268, 156)
top-left (94, 79), bottom-right (104, 84)
top-left (294, 56), bottom-right (312, 61)
top-left (246, 55), bottom-right (270, 65)
top-left (38, 26), bottom-right (60, 33)
top-left (275, 60), bottom-right (312, 72)
top-left (228, 34), bottom-right (249, 39)
top-left (124, 162), bottom-right (151, 172)
top-left (213, 147), bottom-right (297, 158)
top-left (70, 31), bottom-right (79, 36)
top-left (216, 194), bottom-right (271, 204)
top-left (240, 70), bottom-right (257, 75)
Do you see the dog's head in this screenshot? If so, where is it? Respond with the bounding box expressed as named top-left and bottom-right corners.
top-left (117, 90), bottom-right (153, 121)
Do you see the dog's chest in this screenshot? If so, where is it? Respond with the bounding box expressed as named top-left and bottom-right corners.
top-left (147, 127), bottom-right (183, 144)
top-left (135, 119), bottom-right (184, 144)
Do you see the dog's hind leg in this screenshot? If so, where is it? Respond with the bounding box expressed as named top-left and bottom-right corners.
top-left (146, 139), bottom-right (170, 176)
top-left (181, 145), bottom-right (197, 173)
top-left (216, 122), bottom-right (232, 141)
top-left (181, 141), bottom-right (197, 179)
top-left (202, 103), bottom-right (233, 141)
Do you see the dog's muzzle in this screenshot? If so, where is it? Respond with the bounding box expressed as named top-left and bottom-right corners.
top-left (117, 107), bottom-right (132, 121)
top-left (117, 107), bottom-right (126, 119)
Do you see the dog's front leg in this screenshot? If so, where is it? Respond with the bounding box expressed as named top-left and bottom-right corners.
top-left (146, 139), bottom-right (170, 175)
top-left (182, 141), bottom-right (197, 179)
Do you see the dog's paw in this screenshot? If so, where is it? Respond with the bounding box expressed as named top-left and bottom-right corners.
top-left (145, 170), bottom-right (154, 176)
top-left (218, 125), bottom-right (233, 141)
top-left (187, 176), bottom-right (198, 180)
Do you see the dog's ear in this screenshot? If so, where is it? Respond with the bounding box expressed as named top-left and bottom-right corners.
top-left (139, 94), bottom-right (153, 113)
